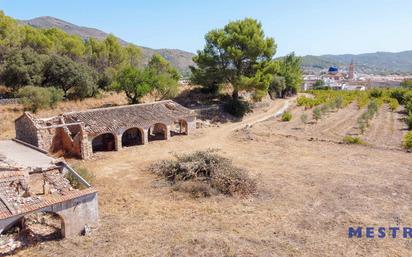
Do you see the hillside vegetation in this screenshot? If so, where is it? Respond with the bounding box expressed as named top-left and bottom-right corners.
top-left (18, 16), bottom-right (412, 76)
top-left (0, 11), bottom-right (182, 109)
top-left (19, 16), bottom-right (195, 75)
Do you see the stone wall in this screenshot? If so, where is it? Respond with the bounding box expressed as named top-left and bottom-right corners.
top-left (187, 119), bottom-right (196, 135)
top-left (0, 98), bottom-right (20, 105)
top-left (37, 127), bottom-right (57, 152)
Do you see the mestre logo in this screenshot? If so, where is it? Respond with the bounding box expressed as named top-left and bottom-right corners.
top-left (348, 227), bottom-right (412, 238)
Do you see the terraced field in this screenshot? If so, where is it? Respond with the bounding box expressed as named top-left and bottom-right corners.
top-left (261, 100), bottom-right (407, 150)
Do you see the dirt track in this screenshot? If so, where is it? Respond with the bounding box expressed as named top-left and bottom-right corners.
top-left (14, 98), bottom-right (412, 257)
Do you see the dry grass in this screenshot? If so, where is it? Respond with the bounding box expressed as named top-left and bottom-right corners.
top-left (6, 97), bottom-right (412, 257)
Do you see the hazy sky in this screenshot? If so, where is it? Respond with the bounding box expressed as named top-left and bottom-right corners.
top-left (2, 0), bottom-right (412, 56)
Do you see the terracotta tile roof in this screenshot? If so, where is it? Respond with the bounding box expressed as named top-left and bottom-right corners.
top-left (63, 100), bottom-right (195, 135)
top-left (0, 188), bottom-right (97, 219)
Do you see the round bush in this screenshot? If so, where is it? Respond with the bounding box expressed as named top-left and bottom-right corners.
top-left (223, 99), bottom-right (251, 118)
top-left (281, 111), bottom-right (292, 122)
top-left (17, 86), bottom-right (63, 113)
top-left (403, 132), bottom-right (412, 150)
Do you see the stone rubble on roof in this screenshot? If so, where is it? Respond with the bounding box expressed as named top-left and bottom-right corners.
top-left (0, 160), bottom-right (77, 217)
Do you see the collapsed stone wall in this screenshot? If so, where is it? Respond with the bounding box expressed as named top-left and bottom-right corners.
top-left (15, 113), bottom-right (85, 158)
top-left (49, 126), bottom-right (84, 158)
top-left (37, 127), bottom-right (57, 152)
top-left (15, 113), bottom-right (39, 147)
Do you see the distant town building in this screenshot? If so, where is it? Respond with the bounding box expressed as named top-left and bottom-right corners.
top-left (325, 66), bottom-right (345, 82)
top-left (302, 63), bottom-right (366, 91)
top-left (328, 66), bottom-right (339, 75)
top-left (302, 59), bottom-right (412, 91)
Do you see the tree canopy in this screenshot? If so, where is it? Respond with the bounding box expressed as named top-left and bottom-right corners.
top-left (1, 48), bottom-right (47, 90)
top-left (191, 18), bottom-right (303, 101)
top-left (190, 18), bottom-right (276, 99)
top-left (113, 54), bottom-right (180, 104)
top-left (148, 54), bottom-right (180, 100)
top-left (43, 55), bottom-right (98, 99)
top-left (112, 66), bottom-right (152, 104)
top-left (277, 53), bottom-right (303, 96)
top-left (0, 11), bottom-right (146, 100)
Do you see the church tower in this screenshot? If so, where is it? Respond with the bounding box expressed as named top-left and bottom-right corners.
top-left (348, 59), bottom-right (355, 80)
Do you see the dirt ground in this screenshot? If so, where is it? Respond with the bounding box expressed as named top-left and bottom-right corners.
top-left (8, 96), bottom-right (411, 257)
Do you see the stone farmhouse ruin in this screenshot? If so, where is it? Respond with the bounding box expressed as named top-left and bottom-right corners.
top-left (15, 100), bottom-right (196, 159)
top-left (0, 157), bottom-right (98, 239)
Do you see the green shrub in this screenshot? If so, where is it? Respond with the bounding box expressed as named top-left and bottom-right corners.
top-left (297, 96), bottom-right (322, 109)
top-left (404, 92), bottom-right (412, 114)
top-left (406, 114), bottom-right (412, 130)
top-left (358, 119), bottom-right (368, 134)
top-left (369, 88), bottom-right (383, 98)
top-left (320, 104), bottom-right (330, 114)
top-left (65, 166), bottom-right (95, 189)
top-left (17, 86), bottom-right (63, 113)
top-left (388, 98), bottom-right (399, 112)
top-left (342, 136), bottom-right (366, 145)
top-left (281, 111), bottom-right (292, 122)
top-left (150, 150), bottom-right (257, 197)
top-left (367, 100), bottom-right (379, 114)
top-left (403, 131), bottom-right (412, 150)
top-left (48, 87), bottom-right (65, 107)
top-left (334, 96), bottom-right (344, 109)
top-left (356, 95), bottom-right (369, 109)
top-left (390, 89), bottom-right (407, 104)
top-left (223, 99), bottom-right (251, 118)
top-left (313, 107), bottom-right (322, 121)
top-left (300, 113), bottom-right (308, 124)
top-left (356, 101), bottom-right (379, 134)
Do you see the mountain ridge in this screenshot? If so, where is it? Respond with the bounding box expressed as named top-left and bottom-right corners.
top-left (19, 16), bottom-right (195, 76)
top-left (301, 50), bottom-right (412, 75)
top-left (19, 16), bottom-right (412, 75)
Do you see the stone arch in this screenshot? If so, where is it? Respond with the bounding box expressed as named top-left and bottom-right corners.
top-left (148, 123), bottom-right (168, 141)
top-left (1, 211), bottom-right (65, 247)
top-left (171, 119), bottom-right (188, 136)
top-left (24, 211), bottom-right (66, 239)
top-left (121, 127), bottom-right (144, 147)
top-left (92, 133), bottom-right (116, 152)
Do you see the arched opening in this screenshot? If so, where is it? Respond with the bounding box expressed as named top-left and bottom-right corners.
top-left (92, 133), bottom-right (116, 152)
top-left (121, 127), bottom-right (143, 147)
top-left (171, 119), bottom-right (188, 136)
top-left (148, 123), bottom-right (168, 141)
top-left (0, 212), bottom-right (64, 254)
